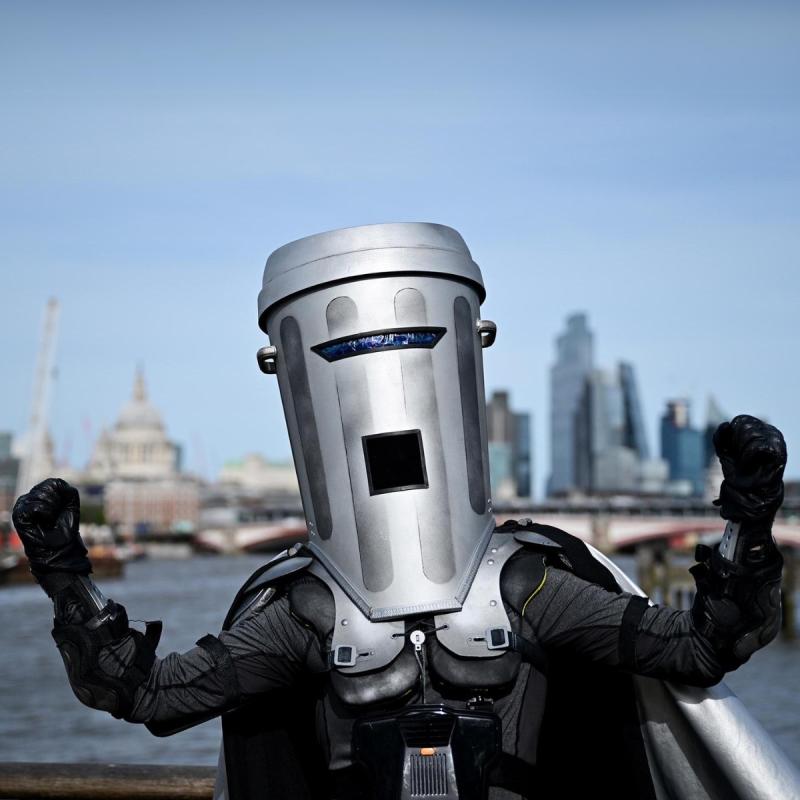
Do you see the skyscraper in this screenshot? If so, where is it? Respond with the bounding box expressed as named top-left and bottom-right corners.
top-left (573, 366), bottom-right (642, 494)
top-left (487, 390), bottom-right (533, 500)
top-left (660, 399), bottom-right (705, 496)
top-left (548, 313), bottom-right (593, 496)
top-left (619, 361), bottom-right (649, 460)
top-left (513, 411), bottom-right (532, 499)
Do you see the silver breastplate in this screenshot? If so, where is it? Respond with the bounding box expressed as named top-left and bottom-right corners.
top-left (311, 533), bottom-right (526, 674)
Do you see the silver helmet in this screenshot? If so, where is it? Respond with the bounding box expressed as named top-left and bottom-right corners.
top-left (257, 223), bottom-right (497, 620)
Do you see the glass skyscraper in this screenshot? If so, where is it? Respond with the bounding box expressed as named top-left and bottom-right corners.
top-left (660, 399), bottom-right (705, 496)
top-left (619, 361), bottom-right (649, 460)
top-left (548, 313), bottom-right (593, 496)
top-left (573, 364), bottom-right (647, 494)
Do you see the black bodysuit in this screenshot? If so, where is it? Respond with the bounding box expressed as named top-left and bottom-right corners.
top-left (87, 532), bottom-right (737, 799)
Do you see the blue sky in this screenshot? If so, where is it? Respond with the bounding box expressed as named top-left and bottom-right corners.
top-left (2, 1), bottom-right (798, 495)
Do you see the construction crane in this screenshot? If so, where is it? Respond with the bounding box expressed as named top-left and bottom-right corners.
top-left (15, 298), bottom-right (60, 498)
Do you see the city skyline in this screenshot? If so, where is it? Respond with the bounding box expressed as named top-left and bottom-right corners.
top-left (3, 311), bottom-right (775, 502)
top-left (3, 3), bottom-right (799, 497)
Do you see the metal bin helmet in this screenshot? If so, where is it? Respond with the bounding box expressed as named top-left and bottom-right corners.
top-left (257, 223), bottom-right (497, 620)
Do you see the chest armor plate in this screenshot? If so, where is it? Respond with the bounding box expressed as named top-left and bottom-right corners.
top-left (314, 533), bottom-right (530, 706)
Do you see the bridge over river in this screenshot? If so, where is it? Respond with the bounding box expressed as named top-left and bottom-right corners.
top-left (493, 498), bottom-right (800, 551)
top-left (191, 497), bottom-right (800, 555)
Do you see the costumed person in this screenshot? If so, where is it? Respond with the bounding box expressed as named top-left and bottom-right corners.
top-left (13, 224), bottom-right (798, 799)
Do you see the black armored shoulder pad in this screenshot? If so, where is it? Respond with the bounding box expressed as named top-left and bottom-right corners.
top-left (496, 518), bottom-right (622, 594)
top-left (288, 577), bottom-right (335, 644)
top-left (223, 545), bottom-right (314, 630)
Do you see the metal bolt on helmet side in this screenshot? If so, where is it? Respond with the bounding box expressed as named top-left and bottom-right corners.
top-left (257, 345), bottom-right (278, 374)
top-left (477, 320), bottom-right (497, 348)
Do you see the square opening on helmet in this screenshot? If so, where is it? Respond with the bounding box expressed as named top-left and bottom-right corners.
top-left (363, 430), bottom-right (429, 495)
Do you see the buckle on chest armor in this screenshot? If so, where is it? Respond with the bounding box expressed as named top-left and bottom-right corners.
top-left (330, 645), bottom-right (359, 668)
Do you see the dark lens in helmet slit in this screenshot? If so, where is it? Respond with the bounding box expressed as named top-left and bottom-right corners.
top-left (312, 327), bottom-right (445, 362)
top-left (363, 430), bottom-right (428, 495)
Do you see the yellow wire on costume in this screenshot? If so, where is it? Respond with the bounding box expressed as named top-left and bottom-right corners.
top-left (521, 567), bottom-right (548, 617)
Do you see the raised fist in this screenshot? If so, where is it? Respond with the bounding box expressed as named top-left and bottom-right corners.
top-left (713, 415), bottom-right (787, 525)
top-left (12, 478), bottom-right (91, 577)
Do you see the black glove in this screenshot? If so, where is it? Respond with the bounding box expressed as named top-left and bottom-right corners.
top-left (11, 478), bottom-right (91, 578)
top-left (713, 415), bottom-right (787, 527)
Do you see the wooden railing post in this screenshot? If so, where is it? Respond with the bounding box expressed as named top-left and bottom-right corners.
top-left (0, 763), bottom-right (216, 800)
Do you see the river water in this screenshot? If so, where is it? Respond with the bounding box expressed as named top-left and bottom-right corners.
top-left (0, 555), bottom-right (797, 767)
